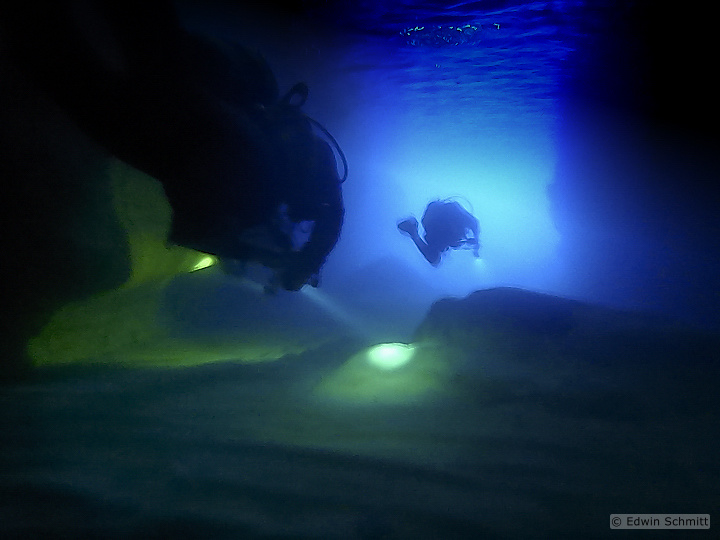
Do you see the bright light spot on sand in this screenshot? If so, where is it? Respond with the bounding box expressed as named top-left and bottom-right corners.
top-left (367, 343), bottom-right (416, 370)
top-left (314, 341), bottom-right (447, 403)
top-left (191, 255), bottom-right (216, 272)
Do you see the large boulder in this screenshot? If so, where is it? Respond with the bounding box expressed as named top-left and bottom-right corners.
top-left (414, 287), bottom-right (720, 409)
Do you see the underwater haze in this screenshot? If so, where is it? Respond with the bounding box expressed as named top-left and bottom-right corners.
top-left (178, 0), bottom-right (720, 335)
top-left (2, 0), bottom-right (719, 538)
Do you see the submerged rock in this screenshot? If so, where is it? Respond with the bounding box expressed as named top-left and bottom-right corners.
top-left (414, 287), bottom-right (720, 412)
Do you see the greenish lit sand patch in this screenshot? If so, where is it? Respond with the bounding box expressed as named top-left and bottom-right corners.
top-left (314, 341), bottom-right (454, 404)
top-left (27, 160), bottom-right (338, 368)
top-left (26, 276), bottom-right (318, 367)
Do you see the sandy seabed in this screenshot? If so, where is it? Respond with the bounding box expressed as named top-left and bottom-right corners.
top-left (2, 288), bottom-right (718, 539)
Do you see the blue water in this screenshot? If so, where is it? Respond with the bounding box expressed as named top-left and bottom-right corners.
top-left (3, 2), bottom-right (719, 538)
top-left (180, 1), bottom-right (580, 316)
top-left (201, 0), bottom-right (716, 333)
top-left (181, 0), bottom-right (720, 337)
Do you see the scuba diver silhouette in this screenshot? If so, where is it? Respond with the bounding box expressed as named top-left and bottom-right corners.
top-left (2, 2), bottom-right (346, 292)
top-left (398, 199), bottom-right (480, 266)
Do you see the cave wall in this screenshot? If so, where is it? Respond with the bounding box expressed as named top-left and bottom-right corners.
top-left (548, 1), bottom-right (720, 329)
top-left (0, 59), bottom-right (130, 380)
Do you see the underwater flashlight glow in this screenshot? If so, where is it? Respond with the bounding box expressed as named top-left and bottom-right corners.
top-left (191, 255), bottom-right (216, 272)
top-left (366, 343), bottom-right (416, 370)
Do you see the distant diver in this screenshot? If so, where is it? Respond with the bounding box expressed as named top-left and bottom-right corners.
top-left (398, 199), bottom-right (480, 266)
top-left (1, 2), bottom-right (346, 291)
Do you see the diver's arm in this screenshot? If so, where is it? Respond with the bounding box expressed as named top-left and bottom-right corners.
top-left (465, 215), bottom-right (481, 257)
top-left (275, 128), bottom-right (346, 290)
top-left (288, 193), bottom-right (344, 290)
